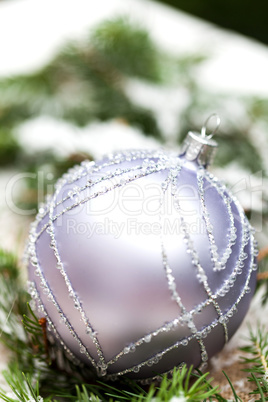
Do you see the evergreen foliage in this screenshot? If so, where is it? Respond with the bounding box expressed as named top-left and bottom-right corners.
top-left (240, 326), bottom-right (268, 400)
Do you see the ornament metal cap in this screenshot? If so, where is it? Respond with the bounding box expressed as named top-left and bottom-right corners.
top-left (180, 114), bottom-right (220, 167)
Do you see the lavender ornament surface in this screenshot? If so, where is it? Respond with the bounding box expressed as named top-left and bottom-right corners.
top-left (26, 133), bottom-right (257, 381)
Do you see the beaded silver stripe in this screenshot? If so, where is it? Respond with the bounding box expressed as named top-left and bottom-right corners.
top-left (48, 179), bottom-right (107, 370)
top-left (159, 165), bottom-right (186, 311)
top-left (28, 280), bottom-right (82, 366)
top-left (53, 149), bottom-right (170, 209)
top-left (50, 157), bottom-right (172, 224)
top-left (197, 167), bottom-right (237, 271)
top-left (158, 164), bottom-right (209, 364)
top-left (27, 228), bottom-right (98, 368)
top-left (131, 363), bottom-right (186, 385)
top-left (33, 149), bottom-right (163, 219)
top-left (171, 165), bottom-right (229, 343)
top-left (204, 170), bottom-right (258, 280)
top-left (35, 156), bottom-right (171, 241)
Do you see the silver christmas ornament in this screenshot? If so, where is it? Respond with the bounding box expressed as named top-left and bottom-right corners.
top-left (27, 116), bottom-right (258, 381)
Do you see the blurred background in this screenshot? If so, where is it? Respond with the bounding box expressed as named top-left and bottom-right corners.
top-left (0, 0), bottom-right (268, 398)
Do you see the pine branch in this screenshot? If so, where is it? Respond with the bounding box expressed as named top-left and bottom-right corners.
top-left (240, 326), bottom-right (268, 400)
top-left (77, 366), bottom-right (223, 402)
top-left (222, 371), bottom-right (242, 402)
top-left (0, 366), bottom-right (44, 402)
top-left (90, 16), bottom-right (161, 82)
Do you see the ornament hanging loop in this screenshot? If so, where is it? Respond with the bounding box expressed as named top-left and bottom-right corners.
top-left (201, 113), bottom-right (221, 140)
